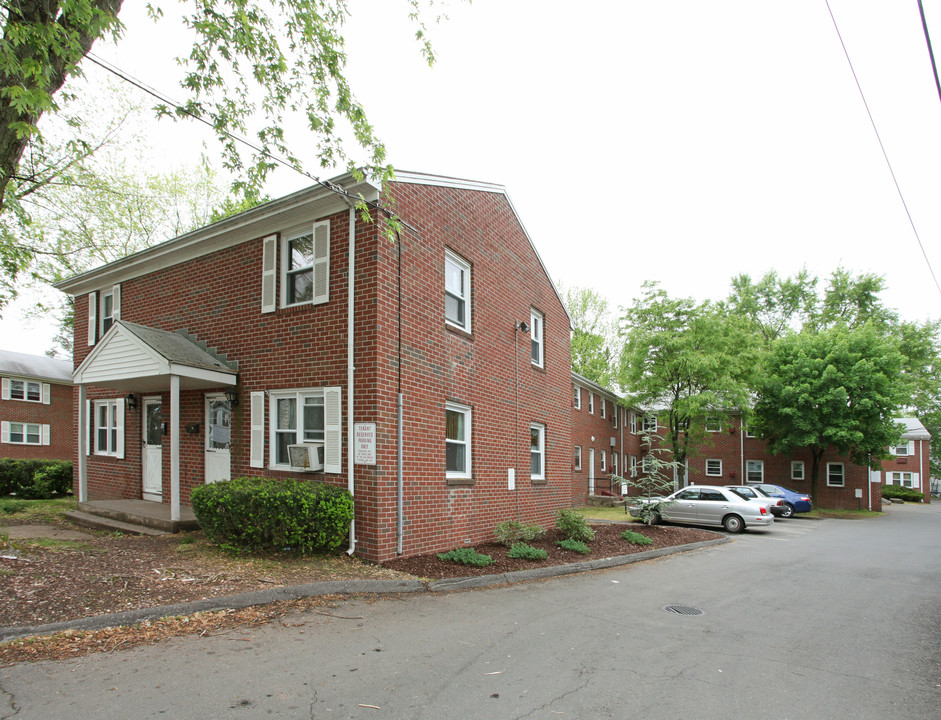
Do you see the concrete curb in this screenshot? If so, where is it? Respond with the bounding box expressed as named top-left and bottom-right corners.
top-left (0, 536), bottom-right (729, 643)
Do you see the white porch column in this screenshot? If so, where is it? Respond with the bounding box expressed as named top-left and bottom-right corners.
top-left (77, 384), bottom-right (87, 502)
top-left (170, 374), bottom-right (180, 522)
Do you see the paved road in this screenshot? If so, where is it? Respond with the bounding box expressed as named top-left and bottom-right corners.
top-left (3, 504), bottom-right (940, 719)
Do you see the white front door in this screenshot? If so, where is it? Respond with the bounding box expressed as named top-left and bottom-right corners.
top-left (588, 449), bottom-right (595, 495)
top-left (204, 394), bottom-right (231, 484)
top-left (142, 398), bottom-right (162, 501)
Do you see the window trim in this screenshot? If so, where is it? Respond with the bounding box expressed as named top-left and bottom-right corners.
top-left (530, 308), bottom-right (544, 367)
top-left (573, 385), bottom-right (581, 410)
top-left (268, 388), bottom-right (326, 470)
top-left (3, 378), bottom-right (45, 403)
top-left (588, 393), bottom-right (594, 415)
top-left (445, 401), bottom-right (472, 479)
top-left (600, 398), bottom-right (606, 419)
top-left (93, 399), bottom-right (124, 457)
top-left (705, 458), bottom-right (722, 477)
top-left (826, 462), bottom-right (845, 487)
top-left (600, 450), bottom-right (607, 473)
top-left (642, 414), bottom-right (657, 433)
top-left (2, 421), bottom-right (45, 445)
top-left (791, 460), bottom-right (805, 480)
top-left (611, 452), bottom-right (618, 475)
top-left (892, 440), bottom-right (913, 456)
top-left (530, 422), bottom-right (546, 480)
top-left (629, 454), bottom-right (638, 477)
top-left (705, 416), bottom-right (721, 433)
top-left (745, 459), bottom-right (764, 484)
top-left (280, 220), bottom-right (330, 309)
top-left (630, 413), bottom-right (637, 434)
top-left (445, 249), bottom-right (471, 332)
top-left (574, 445), bottom-right (582, 471)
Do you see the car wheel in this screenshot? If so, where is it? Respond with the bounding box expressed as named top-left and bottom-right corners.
top-left (723, 514), bottom-right (744, 533)
top-left (781, 503), bottom-right (794, 518)
top-left (646, 513), bottom-right (661, 526)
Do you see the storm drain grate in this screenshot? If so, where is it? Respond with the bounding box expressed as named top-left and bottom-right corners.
top-left (663, 604), bottom-right (705, 616)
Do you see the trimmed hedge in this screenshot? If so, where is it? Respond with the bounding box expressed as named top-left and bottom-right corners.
top-left (881, 485), bottom-right (924, 502)
top-left (190, 476), bottom-right (354, 554)
top-left (0, 459), bottom-right (72, 499)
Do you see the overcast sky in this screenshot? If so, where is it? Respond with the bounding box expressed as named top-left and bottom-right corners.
top-left (6, 0), bottom-right (941, 355)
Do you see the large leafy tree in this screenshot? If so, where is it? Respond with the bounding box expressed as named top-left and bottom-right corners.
top-left (562, 285), bottom-right (617, 388)
top-left (619, 282), bottom-right (755, 487)
top-left (751, 324), bottom-right (907, 500)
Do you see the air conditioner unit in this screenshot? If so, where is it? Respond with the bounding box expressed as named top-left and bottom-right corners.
top-left (610, 437), bottom-right (617, 447)
top-left (287, 442), bottom-right (324, 472)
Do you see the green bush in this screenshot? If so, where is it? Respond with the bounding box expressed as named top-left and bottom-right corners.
top-left (494, 520), bottom-right (546, 547)
top-left (507, 542), bottom-right (548, 561)
top-left (437, 547), bottom-right (494, 567)
top-left (0, 459), bottom-right (72, 499)
top-left (881, 485), bottom-right (924, 502)
top-left (556, 538), bottom-right (591, 554)
top-left (555, 508), bottom-right (595, 542)
top-left (190, 476), bottom-right (354, 554)
top-left (621, 529), bottom-right (653, 545)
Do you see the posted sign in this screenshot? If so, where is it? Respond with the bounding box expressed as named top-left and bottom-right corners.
top-left (354, 423), bottom-right (377, 466)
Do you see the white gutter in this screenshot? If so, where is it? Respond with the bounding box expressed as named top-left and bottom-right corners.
top-left (346, 205), bottom-right (357, 555)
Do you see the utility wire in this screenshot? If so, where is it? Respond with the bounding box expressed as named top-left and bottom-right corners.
top-left (824, 1), bottom-right (941, 300)
top-left (918, 0), bottom-right (941, 106)
top-left (84, 52), bottom-right (420, 234)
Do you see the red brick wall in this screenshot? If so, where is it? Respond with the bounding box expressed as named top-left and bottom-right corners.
top-left (0, 381), bottom-right (73, 462)
top-left (876, 438), bottom-right (931, 503)
top-left (571, 385), bottom-right (633, 502)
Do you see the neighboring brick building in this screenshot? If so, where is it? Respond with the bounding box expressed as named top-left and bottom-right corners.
top-left (0, 350), bottom-right (73, 462)
top-left (54, 171), bottom-right (572, 562)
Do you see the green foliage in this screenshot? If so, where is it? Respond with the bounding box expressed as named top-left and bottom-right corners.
top-left (555, 508), bottom-right (595, 542)
top-left (620, 530), bottom-right (653, 545)
top-left (507, 542), bottom-right (548, 561)
top-left (556, 538), bottom-right (591, 555)
top-left (436, 547), bottom-right (494, 567)
top-left (494, 520), bottom-right (546, 547)
top-left (0, 459), bottom-right (72, 499)
top-left (881, 485), bottom-right (924, 502)
top-left (563, 285), bottom-right (617, 387)
top-left (190, 476), bottom-right (354, 554)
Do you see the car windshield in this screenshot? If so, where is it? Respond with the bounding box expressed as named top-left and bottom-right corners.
top-left (728, 488), bottom-right (755, 500)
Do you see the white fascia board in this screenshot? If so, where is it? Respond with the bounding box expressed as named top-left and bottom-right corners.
top-left (55, 174), bottom-right (380, 297)
top-left (167, 364), bottom-right (237, 387)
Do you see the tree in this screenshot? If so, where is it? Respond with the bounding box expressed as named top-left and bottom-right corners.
top-left (751, 324), bottom-right (907, 501)
top-left (619, 282), bottom-right (755, 487)
top-left (562, 285), bottom-right (617, 388)
top-left (725, 269), bottom-right (818, 346)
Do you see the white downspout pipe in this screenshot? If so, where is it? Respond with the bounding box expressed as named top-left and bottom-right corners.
top-left (77, 383), bottom-right (87, 502)
top-left (346, 205), bottom-right (357, 555)
top-left (170, 374), bottom-right (180, 522)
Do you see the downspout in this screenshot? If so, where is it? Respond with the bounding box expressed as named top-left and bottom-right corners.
top-left (396, 229), bottom-right (404, 555)
top-left (920, 439), bottom-right (925, 500)
top-left (867, 453), bottom-right (872, 511)
top-left (739, 420), bottom-right (745, 484)
top-left (346, 204), bottom-right (357, 555)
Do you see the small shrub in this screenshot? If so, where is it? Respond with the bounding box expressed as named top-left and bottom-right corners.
top-left (0, 459), bottom-right (72, 499)
top-left (494, 520), bottom-right (546, 547)
top-left (556, 538), bottom-right (591, 555)
top-left (555, 508), bottom-right (595, 542)
top-left (437, 547), bottom-right (494, 567)
top-left (507, 542), bottom-right (548, 561)
top-left (881, 485), bottom-right (924, 502)
top-left (621, 529), bottom-right (653, 545)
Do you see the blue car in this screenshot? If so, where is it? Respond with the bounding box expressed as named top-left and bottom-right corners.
top-left (756, 484), bottom-right (812, 517)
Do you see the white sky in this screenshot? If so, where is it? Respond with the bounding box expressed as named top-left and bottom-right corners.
top-left (6, 0), bottom-right (941, 355)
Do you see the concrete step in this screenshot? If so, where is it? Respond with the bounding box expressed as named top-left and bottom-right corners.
top-left (64, 510), bottom-right (170, 537)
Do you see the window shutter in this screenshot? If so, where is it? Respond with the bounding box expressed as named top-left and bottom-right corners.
top-left (261, 234), bottom-right (277, 313)
top-left (88, 293), bottom-right (98, 346)
top-left (250, 391), bottom-right (265, 468)
top-left (323, 386), bottom-right (342, 473)
top-left (41, 424), bottom-right (50, 445)
top-left (111, 283), bottom-right (121, 322)
top-left (115, 399), bottom-right (125, 459)
top-left (86, 400), bottom-right (91, 455)
top-left (41, 383), bottom-right (50, 404)
top-left (1, 421), bottom-right (8, 443)
top-left (1, 378), bottom-right (9, 400)
top-left (312, 220), bottom-right (330, 304)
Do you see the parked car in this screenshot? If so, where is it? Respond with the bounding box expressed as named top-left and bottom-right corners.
top-left (628, 485), bottom-right (774, 533)
top-left (754, 484), bottom-right (812, 517)
top-left (726, 484), bottom-right (786, 517)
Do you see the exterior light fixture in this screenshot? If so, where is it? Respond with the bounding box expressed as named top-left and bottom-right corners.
top-left (517, 321), bottom-right (530, 333)
top-left (125, 393), bottom-right (138, 410)
top-left (224, 388), bottom-right (239, 407)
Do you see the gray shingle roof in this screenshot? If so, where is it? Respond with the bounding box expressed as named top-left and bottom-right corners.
top-left (0, 349), bottom-right (72, 383)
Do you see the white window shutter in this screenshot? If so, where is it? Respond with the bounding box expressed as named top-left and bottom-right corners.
top-left (1, 421), bottom-right (9, 443)
top-left (41, 383), bottom-right (50, 404)
top-left (250, 391), bottom-right (265, 468)
top-left (1, 378), bottom-right (9, 400)
top-left (115, 399), bottom-right (126, 459)
top-left (261, 234), bottom-right (278, 313)
top-left (111, 283), bottom-right (121, 322)
top-left (323, 386), bottom-right (342, 473)
top-left (312, 220), bottom-right (330, 304)
top-left (88, 292), bottom-right (97, 346)
top-left (86, 399), bottom-right (91, 455)
top-left (41, 424), bottom-right (50, 445)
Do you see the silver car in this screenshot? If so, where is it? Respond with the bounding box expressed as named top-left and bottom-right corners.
top-left (725, 484), bottom-right (785, 517)
top-left (629, 485), bottom-right (774, 533)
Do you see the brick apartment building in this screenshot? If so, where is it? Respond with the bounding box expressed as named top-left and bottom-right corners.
top-left (54, 172), bottom-right (572, 562)
top-left (0, 350), bottom-right (73, 462)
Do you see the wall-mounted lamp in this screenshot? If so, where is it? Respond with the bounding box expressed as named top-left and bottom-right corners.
top-left (125, 393), bottom-right (138, 410)
top-left (224, 388), bottom-right (239, 407)
top-left (516, 321), bottom-right (530, 333)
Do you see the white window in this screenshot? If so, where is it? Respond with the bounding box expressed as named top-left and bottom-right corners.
top-left (791, 461), bottom-right (805, 480)
top-left (630, 413), bottom-right (637, 434)
top-left (530, 309), bottom-right (544, 367)
top-left (892, 441), bottom-right (914, 456)
top-left (94, 399), bottom-right (124, 457)
top-left (600, 450), bottom-right (607, 472)
top-left (888, 471), bottom-right (915, 487)
top-left (641, 455), bottom-right (652, 474)
top-left (101, 289), bottom-right (115, 335)
top-left (445, 250), bottom-right (471, 331)
top-left (573, 385), bottom-right (581, 410)
top-left (705, 416), bottom-right (721, 433)
top-left (630, 454), bottom-right (638, 477)
top-left (1, 421), bottom-right (46, 445)
top-left (446, 402), bottom-right (472, 478)
top-left (642, 414), bottom-right (657, 433)
top-left (600, 398), bottom-right (606, 419)
top-left (269, 388), bottom-right (332, 470)
top-left (746, 460), bottom-right (764, 484)
top-left (744, 425), bottom-right (756, 438)
top-left (612, 452), bottom-right (618, 475)
top-left (574, 445), bottom-right (582, 471)
top-left (588, 393), bottom-right (595, 415)
top-left (827, 462), bottom-right (844, 487)
top-left (530, 423), bottom-right (545, 479)
top-left (613, 405), bottom-right (618, 429)
top-left (3, 378), bottom-right (45, 403)
top-left (705, 459), bottom-right (722, 476)
top-left (282, 220), bottom-right (330, 307)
